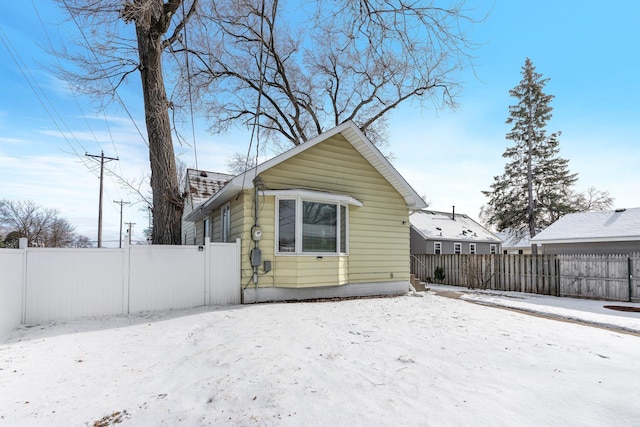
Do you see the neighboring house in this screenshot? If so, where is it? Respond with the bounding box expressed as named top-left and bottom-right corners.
top-left (495, 230), bottom-right (538, 254)
top-left (182, 169), bottom-right (234, 245)
top-left (410, 209), bottom-right (502, 255)
top-left (183, 121), bottom-right (427, 303)
top-left (531, 208), bottom-right (640, 255)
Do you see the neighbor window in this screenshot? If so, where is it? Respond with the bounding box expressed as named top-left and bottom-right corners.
top-left (277, 197), bottom-right (348, 255)
top-left (221, 203), bottom-right (231, 242)
top-left (490, 244), bottom-right (497, 254)
top-left (434, 242), bottom-right (442, 254)
top-left (454, 242), bottom-right (462, 254)
top-left (469, 243), bottom-right (476, 254)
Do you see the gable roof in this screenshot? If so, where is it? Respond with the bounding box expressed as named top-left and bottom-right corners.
top-left (185, 121), bottom-right (426, 222)
top-left (410, 210), bottom-right (502, 243)
top-left (185, 169), bottom-right (234, 204)
top-left (531, 208), bottom-right (640, 244)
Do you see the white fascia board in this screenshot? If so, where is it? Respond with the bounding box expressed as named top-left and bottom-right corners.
top-left (421, 236), bottom-right (502, 244)
top-left (263, 189), bottom-right (363, 207)
top-left (532, 235), bottom-right (640, 244)
top-left (249, 121), bottom-right (426, 209)
top-left (239, 122), bottom-right (355, 188)
top-left (342, 124), bottom-right (426, 210)
top-left (410, 224), bottom-right (429, 240)
top-left (183, 180), bottom-right (244, 222)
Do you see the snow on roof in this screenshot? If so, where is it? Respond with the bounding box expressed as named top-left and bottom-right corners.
top-left (410, 210), bottom-right (502, 243)
top-left (186, 169), bottom-right (234, 204)
top-left (531, 208), bottom-right (640, 244)
top-left (495, 231), bottom-right (535, 249)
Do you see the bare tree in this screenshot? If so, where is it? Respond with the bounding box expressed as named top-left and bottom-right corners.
top-left (570, 187), bottom-right (614, 212)
top-left (0, 199), bottom-right (86, 248)
top-left (54, 0), bottom-right (480, 244)
top-left (186, 0), bottom-right (480, 146)
top-left (225, 153), bottom-right (258, 175)
top-left (56, 0), bottom-right (198, 244)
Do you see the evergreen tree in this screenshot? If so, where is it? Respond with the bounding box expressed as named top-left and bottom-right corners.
top-left (482, 58), bottom-right (578, 250)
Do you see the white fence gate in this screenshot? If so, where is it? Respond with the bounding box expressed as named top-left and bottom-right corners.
top-left (0, 239), bottom-right (241, 337)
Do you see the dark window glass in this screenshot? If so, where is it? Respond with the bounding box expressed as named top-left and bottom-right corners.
top-left (302, 201), bottom-right (336, 252)
top-left (278, 199), bottom-right (296, 252)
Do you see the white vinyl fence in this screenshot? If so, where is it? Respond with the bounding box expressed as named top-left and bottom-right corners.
top-left (0, 249), bottom-right (25, 338)
top-left (1, 239), bottom-right (241, 337)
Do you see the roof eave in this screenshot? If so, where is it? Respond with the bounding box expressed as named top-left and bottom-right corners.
top-left (532, 235), bottom-right (640, 244)
top-left (183, 180), bottom-right (244, 222)
top-left (236, 121), bottom-right (426, 210)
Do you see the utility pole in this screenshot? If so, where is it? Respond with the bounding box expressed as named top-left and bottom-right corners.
top-left (113, 200), bottom-right (130, 248)
top-left (86, 151), bottom-right (119, 248)
top-left (126, 222), bottom-right (136, 245)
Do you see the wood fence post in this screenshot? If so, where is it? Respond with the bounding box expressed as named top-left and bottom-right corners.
top-left (628, 256), bottom-right (633, 303)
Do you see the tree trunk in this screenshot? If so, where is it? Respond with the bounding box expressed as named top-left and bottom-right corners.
top-left (135, 9), bottom-right (183, 245)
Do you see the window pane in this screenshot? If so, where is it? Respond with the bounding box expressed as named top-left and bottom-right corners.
top-left (302, 201), bottom-right (336, 252)
top-left (340, 205), bottom-right (347, 253)
top-left (278, 199), bottom-right (296, 252)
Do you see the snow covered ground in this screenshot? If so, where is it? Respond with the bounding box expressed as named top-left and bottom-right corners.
top-left (1, 287), bottom-right (640, 426)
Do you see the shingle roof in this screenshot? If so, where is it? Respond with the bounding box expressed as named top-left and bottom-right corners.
top-left (531, 208), bottom-right (640, 243)
top-left (410, 210), bottom-right (502, 243)
top-left (185, 169), bottom-right (234, 203)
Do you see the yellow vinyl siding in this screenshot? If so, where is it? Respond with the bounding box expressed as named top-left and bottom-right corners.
top-left (211, 212), bottom-right (221, 242)
top-left (252, 133), bottom-right (410, 288)
top-left (182, 198), bottom-right (196, 245)
top-left (194, 220), bottom-right (204, 245)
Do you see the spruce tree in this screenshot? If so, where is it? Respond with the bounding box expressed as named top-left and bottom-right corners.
top-left (482, 58), bottom-right (578, 251)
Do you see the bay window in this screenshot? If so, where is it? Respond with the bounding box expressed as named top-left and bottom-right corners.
top-left (276, 194), bottom-right (354, 255)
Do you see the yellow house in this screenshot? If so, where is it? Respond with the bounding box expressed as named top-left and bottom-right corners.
top-left (183, 121), bottom-right (427, 303)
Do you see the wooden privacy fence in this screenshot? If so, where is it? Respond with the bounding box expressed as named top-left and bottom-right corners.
top-left (558, 253), bottom-right (640, 302)
top-left (412, 253), bottom-right (640, 301)
top-left (411, 254), bottom-right (559, 295)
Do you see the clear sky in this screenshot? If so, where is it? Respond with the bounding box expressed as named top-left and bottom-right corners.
top-left (1, 1), bottom-right (639, 245)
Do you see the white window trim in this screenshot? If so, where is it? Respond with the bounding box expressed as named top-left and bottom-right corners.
top-left (490, 244), bottom-right (497, 254)
top-left (469, 243), bottom-right (476, 254)
top-left (275, 195), bottom-right (350, 256)
top-left (221, 203), bottom-right (231, 243)
top-left (434, 241), bottom-right (442, 254)
top-left (454, 242), bottom-right (462, 254)
top-left (265, 189), bottom-right (362, 207)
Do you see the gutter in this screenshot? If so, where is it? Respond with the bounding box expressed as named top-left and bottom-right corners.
top-left (183, 180), bottom-right (244, 222)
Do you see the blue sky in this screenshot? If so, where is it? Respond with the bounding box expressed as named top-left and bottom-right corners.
top-left (1, 1), bottom-right (639, 245)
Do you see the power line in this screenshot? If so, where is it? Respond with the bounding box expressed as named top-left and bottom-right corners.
top-left (85, 151), bottom-right (119, 248)
top-left (181, 0), bottom-right (198, 170)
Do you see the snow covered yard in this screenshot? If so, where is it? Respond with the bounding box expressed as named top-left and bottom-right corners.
top-left (1, 290), bottom-right (640, 426)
